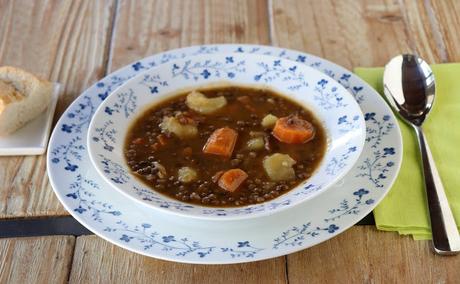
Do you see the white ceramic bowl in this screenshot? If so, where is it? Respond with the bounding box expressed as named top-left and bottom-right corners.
top-left (87, 53), bottom-right (365, 220)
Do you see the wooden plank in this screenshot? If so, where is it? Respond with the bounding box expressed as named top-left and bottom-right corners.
top-left (109, 0), bottom-right (270, 71)
top-left (270, 0), bottom-right (412, 69)
top-left (399, 0), bottom-right (460, 63)
top-left (399, 0), bottom-right (447, 63)
top-left (0, 0), bottom-right (115, 218)
top-left (270, 0), bottom-right (457, 65)
top-left (424, 0), bottom-right (460, 62)
top-left (69, 235), bottom-right (286, 284)
top-left (286, 226), bottom-right (460, 283)
top-left (0, 236), bottom-right (75, 284)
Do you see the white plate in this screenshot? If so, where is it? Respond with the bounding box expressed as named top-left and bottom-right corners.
top-left (47, 45), bottom-right (402, 264)
top-left (0, 84), bottom-right (60, 156)
top-left (87, 53), bottom-right (366, 220)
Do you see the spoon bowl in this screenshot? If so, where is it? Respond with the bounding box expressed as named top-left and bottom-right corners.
top-left (384, 55), bottom-right (435, 126)
top-left (383, 54), bottom-right (460, 255)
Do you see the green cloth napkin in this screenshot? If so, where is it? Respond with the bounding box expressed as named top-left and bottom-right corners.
top-left (355, 64), bottom-right (460, 240)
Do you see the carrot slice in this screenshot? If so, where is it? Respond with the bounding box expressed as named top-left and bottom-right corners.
top-left (272, 115), bottom-right (315, 144)
top-left (218, 169), bottom-right (248, 192)
top-left (203, 127), bottom-right (238, 157)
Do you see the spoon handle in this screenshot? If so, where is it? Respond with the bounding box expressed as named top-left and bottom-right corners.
top-left (414, 125), bottom-right (460, 254)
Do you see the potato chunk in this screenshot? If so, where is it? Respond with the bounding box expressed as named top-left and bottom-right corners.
top-left (263, 153), bottom-right (296, 181)
top-left (160, 116), bottom-right (197, 139)
top-left (247, 137), bottom-right (264, 151)
top-left (153, 162), bottom-right (167, 179)
top-left (261, 114), bottom-right (278, 129)
top-left (186, 91), bottom-right (227, 114)
top-left (178, 167), bottom-right (198, 183)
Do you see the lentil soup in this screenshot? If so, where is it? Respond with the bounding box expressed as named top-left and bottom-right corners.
top-left (124, 86), bottom-right (327, 207)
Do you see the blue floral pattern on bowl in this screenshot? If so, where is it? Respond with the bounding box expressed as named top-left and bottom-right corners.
top-left (86, 53), bottom-right (366, 220)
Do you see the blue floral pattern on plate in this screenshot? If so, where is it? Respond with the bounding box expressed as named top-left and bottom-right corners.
top-left (254, 59), bottom-right (309, 90)
top-left (66, 174), bottom-right (121, 222)
top-left (313, 79), bottom-right (347, 109)
top-left (104, 88), bottom-right (137, 118)
top-left (99, 154), bottom-right (130, 184)
top-left (171, 57), bottom-right (245, 80)
top-left (355, 113), bottom-right (395, 187)
top-left (92, 121), bottom-right (116, 152)
top-left (47, 44), bottom-right (402, 264)
top-left (51, 137), bottom-right (84, 172)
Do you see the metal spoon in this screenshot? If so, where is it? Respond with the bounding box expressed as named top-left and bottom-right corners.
top-left (383, 54), bottom-right (460, 255)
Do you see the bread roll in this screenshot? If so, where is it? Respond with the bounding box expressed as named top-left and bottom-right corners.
top-left (0, 66), bottom-right (53, 136)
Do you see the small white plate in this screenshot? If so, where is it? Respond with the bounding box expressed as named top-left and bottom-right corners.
top-left (0, 83), bottom-right (61, 156)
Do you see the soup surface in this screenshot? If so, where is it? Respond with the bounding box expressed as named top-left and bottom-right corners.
top-left (124, 86), bottom-right (326, 207)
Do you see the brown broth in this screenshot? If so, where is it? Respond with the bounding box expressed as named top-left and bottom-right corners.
top-left (124, 86), bottom-right (327, 207)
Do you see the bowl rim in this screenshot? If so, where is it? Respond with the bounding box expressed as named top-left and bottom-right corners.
top-left (87, 53), bottom-right (366, 220)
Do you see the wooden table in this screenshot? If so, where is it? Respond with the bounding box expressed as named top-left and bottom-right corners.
top-left (0, 0), bottom-right (459, 283)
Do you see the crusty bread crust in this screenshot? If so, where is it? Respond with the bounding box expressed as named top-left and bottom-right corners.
top-left (0, 66), bottom-right (53, 136)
